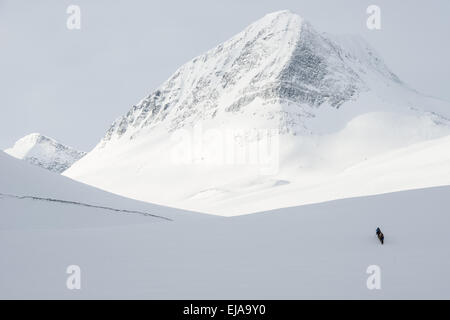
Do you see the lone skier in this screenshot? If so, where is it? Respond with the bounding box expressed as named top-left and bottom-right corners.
top-left (376, 227), bottom-right (384, 245)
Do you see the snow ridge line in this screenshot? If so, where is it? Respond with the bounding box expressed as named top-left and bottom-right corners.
top-left (0, 193), bottom-right (173, 221)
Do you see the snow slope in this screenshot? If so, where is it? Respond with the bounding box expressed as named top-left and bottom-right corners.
top-left (185, 132), bottom-right (450, 215)
top-left (0, 151), bottom-right (205, 223)
top-left (2, 149), bottom-right (450, 299)
top-left (64, 10), bottom-right (450, 215)
top-left (5, 133), bottom-right (86, 173)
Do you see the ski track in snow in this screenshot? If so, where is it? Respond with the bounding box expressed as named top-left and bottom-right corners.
top-left (0, 193), bottom-right (173, 221)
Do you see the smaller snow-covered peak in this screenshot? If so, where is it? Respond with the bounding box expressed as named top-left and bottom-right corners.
top-left (6, 133), bottom-right (58, 158)
top-left (22, 132), bottom-right (42, 140)
top-left (4, 134), bottom-right (86, 173)
top-left (10, 133), bottom-right (56, 155)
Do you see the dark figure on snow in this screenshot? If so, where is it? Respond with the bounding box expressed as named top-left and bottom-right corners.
top-left (376, 227), bottom-right (384, 245)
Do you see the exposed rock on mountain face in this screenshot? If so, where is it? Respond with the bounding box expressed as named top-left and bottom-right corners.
top-left (4, 133), bottom-right (86, 173)
top-left (102, 10), bottom-right (401, 143)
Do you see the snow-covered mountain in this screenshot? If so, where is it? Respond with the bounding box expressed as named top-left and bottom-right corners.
top-left (65, 10), bottom-right (450, 215)
top-left (96, 10), bottom-right (448, 142)
top-left (5, 133), bottom-right (86, 173)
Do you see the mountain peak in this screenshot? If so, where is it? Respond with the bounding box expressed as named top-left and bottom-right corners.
top-left (65, 12), bottom-right (450, 216)
top-left (245, 9), bottom-right (304, 38)
top-left (93, 11), bottom-right (439, 149)
top-left (100, 12), bottom-right (394, 144)
top-left (17, 133), bottom-right (55, 145)
top-left (4, 134), bottom-right (86, 173)
top-left (261, 9), bottom-right (299, 20)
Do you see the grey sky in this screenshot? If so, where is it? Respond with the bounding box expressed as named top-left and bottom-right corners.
top-left (1, 0), bottom-right (449, 151)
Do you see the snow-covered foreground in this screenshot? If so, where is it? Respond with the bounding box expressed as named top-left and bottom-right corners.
top-left (1, 152), bottom-right (450, 299)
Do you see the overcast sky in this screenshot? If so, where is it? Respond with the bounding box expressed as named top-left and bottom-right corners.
top-left (1, 0), bottom-right (449, 151)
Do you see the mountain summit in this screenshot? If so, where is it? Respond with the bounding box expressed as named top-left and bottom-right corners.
top-left (100, 10), bottom-right (407, 144)
top-left (65, 11), bottom-right (450, 215)
top-left (5, 133), bottom-right (86, 173)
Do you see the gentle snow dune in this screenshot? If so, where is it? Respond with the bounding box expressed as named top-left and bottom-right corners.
top-left (202, 132), bottom-right (450, 215)
top-left (1, 151), bottom-right (450, 299)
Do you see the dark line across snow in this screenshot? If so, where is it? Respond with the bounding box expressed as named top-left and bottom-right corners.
top-left (0, 193), bottom-right (173, 221)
